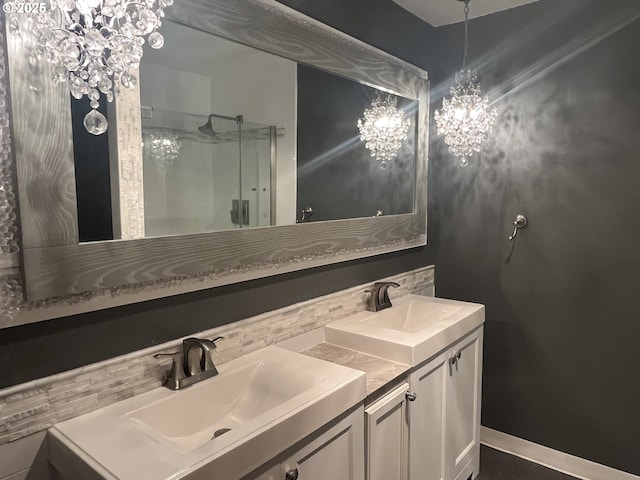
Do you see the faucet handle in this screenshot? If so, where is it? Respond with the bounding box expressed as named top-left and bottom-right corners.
top-left (201, 337), bottom-right (224, 370)
top-left (153, 352), bottom-right (187, 390)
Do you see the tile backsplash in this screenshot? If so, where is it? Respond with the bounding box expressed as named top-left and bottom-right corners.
top-left (0, 266), bottom-right (433, 453)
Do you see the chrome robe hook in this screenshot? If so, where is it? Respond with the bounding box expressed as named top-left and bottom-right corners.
top-left (508, 214), bottom-right (528, 241)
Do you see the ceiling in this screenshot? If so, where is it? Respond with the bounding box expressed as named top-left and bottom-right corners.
top-left (393, 0), bottom-right (540, 27)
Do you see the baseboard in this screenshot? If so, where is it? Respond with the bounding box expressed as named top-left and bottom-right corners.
top-left (480, 426), bottom-right (640, 480)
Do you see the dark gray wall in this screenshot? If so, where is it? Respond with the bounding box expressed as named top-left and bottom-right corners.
top-left (71, 96), bottom-right (113, 242)
top-left (428, 0), bottom-right (640, 475)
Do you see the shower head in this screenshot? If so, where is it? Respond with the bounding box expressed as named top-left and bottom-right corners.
top-left (198, 115), bottom-right (216, 136)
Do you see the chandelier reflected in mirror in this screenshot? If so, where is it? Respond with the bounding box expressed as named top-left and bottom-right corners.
top-left (143, 129), bottom-right (181, 172)
top-left (8, 0), bottom-right (173, 135)
top-left (357, 94), bottom-right (410, 170)
top-left (435, 0), bottom-right (497, 167)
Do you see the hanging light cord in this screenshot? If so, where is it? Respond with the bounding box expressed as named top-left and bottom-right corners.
top-left (463, 0), bottom-right (470, 70)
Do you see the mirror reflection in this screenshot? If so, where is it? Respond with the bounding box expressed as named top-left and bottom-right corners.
top-left (141, 110), bottom-right (275, 236)
top-left (139, 20), bottom-right (295, 232)
top-left (296, 65), bottom-right (417, 222)
top-left (72, 20), bottom-right (418, 242)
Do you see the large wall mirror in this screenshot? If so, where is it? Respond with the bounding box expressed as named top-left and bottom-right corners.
top-left (4, 0), bottom-right (429, 313)
top-left (73, 19), bottom-right (419, 241)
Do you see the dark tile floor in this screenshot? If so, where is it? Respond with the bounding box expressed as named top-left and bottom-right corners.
top-left (476, 445), bottom-right (578, 480)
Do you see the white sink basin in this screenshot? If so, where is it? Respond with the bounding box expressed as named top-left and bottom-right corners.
top-left (128, 348), bottom-right (336, 453)
top-left (325, 295), bottom-right (484, 365)
top-left (49, 346), bottom-right (365, 480)
top-left (357, 298), bottom-right (463, 333)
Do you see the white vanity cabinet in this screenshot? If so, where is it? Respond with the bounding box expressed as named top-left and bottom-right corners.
top-left (245, 407), bottom-right (365, 480)
top-left (325, 295), bottom-right (485, 480)
top-left (409, 327), bottom-right (483, 480)
top-left (364, 383), bottom-right (410, 480)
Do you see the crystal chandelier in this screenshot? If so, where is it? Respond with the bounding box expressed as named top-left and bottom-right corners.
top-left (144, 129), bottom-right (181, 171)
top-left (434, 0), bottom-right (497, 167)
top-left (357, 94), bottom-right (410, 169)
top-left (9, 0), bottom-right (172, 135)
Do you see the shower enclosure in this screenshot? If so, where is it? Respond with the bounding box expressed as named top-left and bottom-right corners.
top-left (140, 107), bottom-right (276, 237)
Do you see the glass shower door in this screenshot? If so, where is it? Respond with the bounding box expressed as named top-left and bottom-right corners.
top-left (240, 120), bottom-right (274, 228)
top-left (140, 108), bottom-right (274, 237)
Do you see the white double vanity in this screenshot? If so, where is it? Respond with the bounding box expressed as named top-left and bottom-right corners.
top-left (49, 294), bottom-right (484, 480)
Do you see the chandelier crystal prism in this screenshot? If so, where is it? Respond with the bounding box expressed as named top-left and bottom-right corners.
top-left (8, 0), bottom-right (173, 135)
top-left (434, 0), bottom-right (497, 167)
top-left (357, 94), bottom-right (410, 169)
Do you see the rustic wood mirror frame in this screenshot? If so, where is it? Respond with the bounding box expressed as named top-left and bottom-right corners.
top-left (6, 0), bottom-right (429, 305)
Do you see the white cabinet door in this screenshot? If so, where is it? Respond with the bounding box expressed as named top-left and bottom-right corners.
top-left (409, 351), bottom-right (449, 480)
top-left (447, 328), bottom-right (483, 480)
top-left (365, 383), bottom-right (409, 480)
top-left (409, 326), bottom-right (484, 480)
top-left (280, 407), bottom-right (364, 480)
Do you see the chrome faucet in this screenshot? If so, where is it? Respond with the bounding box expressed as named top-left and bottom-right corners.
top-left (154, 336), bottom-right (224, 390)
top-left (365, 281), bottom-right (400, 312)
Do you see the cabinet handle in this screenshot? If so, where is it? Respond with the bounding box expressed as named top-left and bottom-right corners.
top-left (449, 352), bottom-right (460, 376)
top-left (285, 468), bottom-right (299, 480)
top-left (449, 350), bottom-right (462, 366)
top-left (406, 391), bottom-right (417, 402)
